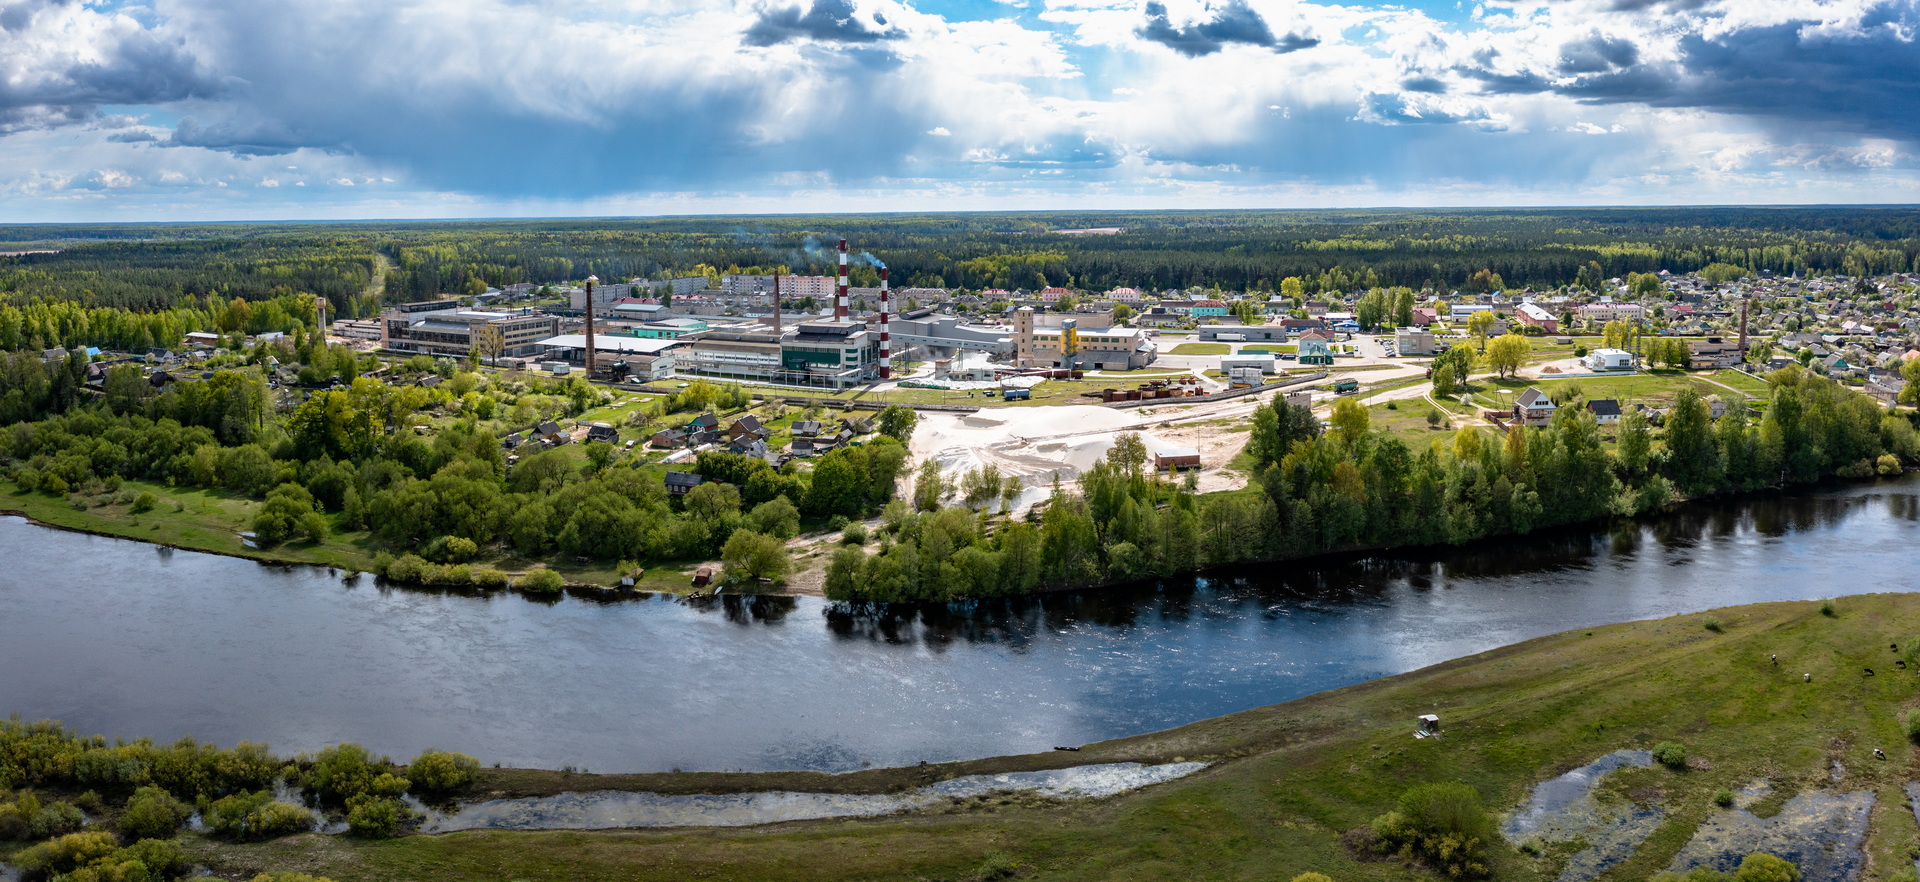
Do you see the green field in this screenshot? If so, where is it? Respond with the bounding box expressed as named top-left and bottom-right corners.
top-left (1241, 343), bottom-right (1298, 353)
top-left (117, 593), bottom-right (1920, 882)
top-left (1169, 342), bottom-right (1230, 355)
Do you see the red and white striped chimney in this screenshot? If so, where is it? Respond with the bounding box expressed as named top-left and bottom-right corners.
top-left (835, 238), bottom-right (850, 321)
top-left (879, 267), bottom-right (891, 379)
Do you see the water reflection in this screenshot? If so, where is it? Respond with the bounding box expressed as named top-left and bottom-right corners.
top-left (0, 477), bottom-right (1914, 774)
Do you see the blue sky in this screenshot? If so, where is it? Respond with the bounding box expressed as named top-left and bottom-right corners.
top-left (0, 0), bottom-right (1915, 221)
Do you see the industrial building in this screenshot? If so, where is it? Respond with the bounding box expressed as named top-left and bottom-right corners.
top-left (381, 302), bottom-right (559, 358)
top-left (1011, 307), bottom-right (1155, 370)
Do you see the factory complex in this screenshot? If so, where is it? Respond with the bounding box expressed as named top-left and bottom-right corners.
top-left (378, 239), bottom-right (1156, 389)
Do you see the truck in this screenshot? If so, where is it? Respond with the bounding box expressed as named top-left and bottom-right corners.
top-left (1332, 378), bottom-right (1360, 395)
top-left (1002, 388), bottom-right (1031, 401)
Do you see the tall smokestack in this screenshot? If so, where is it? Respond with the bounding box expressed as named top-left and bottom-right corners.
top-left (773, 273), bottom-right (782, 333)
top-left (835, 238), bottom-right (849, 321)
top-left (879, 267), bottom-right (891, 379)
top-left (1738, 293), bottom-right (1749, 366)
top-left (583, 275), bottom-right (597, 377)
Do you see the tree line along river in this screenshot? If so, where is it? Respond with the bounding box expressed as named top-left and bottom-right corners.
top-left (1, 476), bottom-right (1913, 774)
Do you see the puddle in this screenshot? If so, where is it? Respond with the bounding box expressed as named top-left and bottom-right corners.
top-left (1503, 750), bottom-right (1664, 882)
top-left (1903, 783), bottom-right (1920, 875)
top-left (1668, 790), bottom-right (1874, 881)
top-left (414, 761), bottom-right (1207, 832)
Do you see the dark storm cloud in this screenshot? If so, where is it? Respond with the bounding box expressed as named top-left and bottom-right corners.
top-left (1557, 32), bottom-right (1638, 74)
top-left (743, 0), bottom-right (903, 46)
top-left (0, 0), bottom-right (220, 133)
top-left (1136, 0), bottom-right (1316, 57)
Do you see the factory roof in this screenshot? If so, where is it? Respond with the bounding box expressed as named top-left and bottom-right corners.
top-left (533, 335), bottom-right (681, 355)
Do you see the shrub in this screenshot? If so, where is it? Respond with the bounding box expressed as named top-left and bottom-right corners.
top-left (383, 553), bottom-right (429, 584)
top-left (0, 801), bottom-right (27, 839)
top-left (1735, 853), bottom-right (1801, 882)
top-left (1903, 710), bottom-right (1920, 744)
top-left (119, 785), bottom-right (193, 840)
top-left (10, 831), bottom-right (119, 877)
top-left (1292, 875), bottom-right (1336, 882)
top-left (470, 567), bottom-right (509, 589)
top-left (1702, 617), bottom-right (1724, 633)
top-left (1652, 741), bottom-right (1688, 769)
top-left (30, 799), bottom-right (85, 838)
top-left (749, 496), bottom-right (801, 539)
top-left (1820, 598), bottom-right (1837, 617)
top-left (1878, 454), bottom-right (1904, 476)
top-left (345, 794), bottom-right (410, 838)
top-left (1426, 408), bottom-right (1443, 428)
top-left (518, 567), bottom-right (564, 593)
top-left (826, 514), bottom-right (849, 531)
top-left (1713, 788), bottom-right (1735, 808)
top-left (304, 744), bottom-right (407, 806)
top-left (407, 750), bottom-right (480, 794)
top-left (1361, 782), bottom-right (1493, 879)
top-left (205, 791), bottom-right (314, 841)
top-left (252, 874), bottom-right (339, 882)
top-left (130, 493), bottom-right (157, 514)
top-left (841, 522), bottom-right (869, 545)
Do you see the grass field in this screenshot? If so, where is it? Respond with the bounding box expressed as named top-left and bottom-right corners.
top-left (1168, 342), bottom-right (1230, 355)
top-left (1241, 344), bottom-right (1298, 354)
top-left (144, 593), bottom-right (1920, 882)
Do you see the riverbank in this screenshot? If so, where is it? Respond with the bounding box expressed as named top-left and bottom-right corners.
top-left (22, 592), bottom-right (1917, 881)
top-left (0, 479), bottom-right (739, 596)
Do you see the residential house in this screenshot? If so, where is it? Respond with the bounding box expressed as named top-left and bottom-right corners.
top-left (1588, 399), bottom-right (1622, 425)
top-left (584, 422), bottom-right (619, 443)
top-left (535, 421), bottom-right (569, 445)
top-left (665, 472), bottom-right (705, 496)
top-left (1686, 337), bottom-right (1743, 370)
top-left (649, 428), bottom-right (690, 449)
top-left (1513, 387), bottom-right (1556, 427)
top-left (1190, 299), bottom-right (1229, 317)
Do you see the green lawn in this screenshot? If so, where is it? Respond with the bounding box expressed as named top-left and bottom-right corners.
top-left (1168, 342), bottom-right (1230, 355)
top-left (1709, 370), bottom-right (1773, 396)
top-left (155, 594), bottom-right (1920, 882)
top-left (1240, 344), bottom-right (1298, 353)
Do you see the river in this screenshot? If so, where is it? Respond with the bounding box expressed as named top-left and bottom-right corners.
top-left (1, 477), bottom-right (1914, 774)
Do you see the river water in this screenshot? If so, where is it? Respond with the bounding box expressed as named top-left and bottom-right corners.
top-left (1, 477), bottom-right (1914, 774)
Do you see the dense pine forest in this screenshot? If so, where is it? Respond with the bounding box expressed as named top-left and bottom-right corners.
top-left (4, 208), bottom-right (1920, 322)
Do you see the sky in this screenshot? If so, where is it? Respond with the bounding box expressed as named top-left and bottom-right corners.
top-left (0, 0), bottom-right (1917, 221)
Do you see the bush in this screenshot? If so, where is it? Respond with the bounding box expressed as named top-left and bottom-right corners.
top-left (1820, 598), bottom-right (1837, 617)
top-left (1360, 782), bottom-right (1493, 879)
top-left (407, 750), bottom-right (480, 794)
top-left (1734, 853), bottom-right (1801, 882)
top-left (1713, 788), bottom-right (1735, 808)
top-left (1292, 875), bottom-right (1336, 882)
top-left (383, 553), bottom-right (429, 584)
top-left (130, 492), bottom-right (157, 514)
top-left (345, 794), bottom-right (411, 838)
top-left (841, 522), bottom-right (869, 545)
top-left (30, 799), bottom-right (84, 838)
top-left (252, 874), bottom-right (339, 882)
top-left (10, 831), bottom-right (119, 876)
top-left (518, 567), bottom-right (564, 593)
top-left (748, 496), bottom-right (801, 539)
top-left (1903, 710), bottom-right (1920, 744)
top-left (1652, 741), bottom-right (1688, 769)
top-left (1878, 454), bottom-right (1904, 476)
top-left (206, 791), bottom-right (314, 841)
top-left (119, 785), bottom-right (193, 840)
top-left (470, 567), bottom-right (509, 589)
top-left (826, 514), bottom-right (849, 531)
top-left (304, 744), bottom-right (407, 806)
top-left (1702, 617), bottom-right (1724, 633)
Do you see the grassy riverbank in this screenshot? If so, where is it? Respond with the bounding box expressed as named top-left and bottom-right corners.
top-left (144, 593), bottom-right (1920, 881)
top-left (0, 479), bottom-right (708, 595)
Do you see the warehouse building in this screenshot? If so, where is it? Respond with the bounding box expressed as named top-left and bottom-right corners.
top-left (381, 303), bottom-right (559, 358)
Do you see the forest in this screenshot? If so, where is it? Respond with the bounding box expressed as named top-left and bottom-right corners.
top-left (825, 365), bottom-right (1917, 603)
top-left (0, 338), bottom-right (909, 590)
top-left (4, 207), bottom-right (1920, 320)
